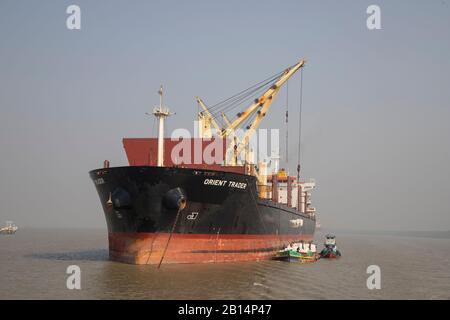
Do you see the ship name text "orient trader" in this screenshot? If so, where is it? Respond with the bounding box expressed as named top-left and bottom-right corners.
top-left (203, 179), bottom-right (247, 189)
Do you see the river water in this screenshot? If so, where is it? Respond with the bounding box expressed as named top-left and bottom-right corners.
top-left (1, 229), bottom-right (449, 299)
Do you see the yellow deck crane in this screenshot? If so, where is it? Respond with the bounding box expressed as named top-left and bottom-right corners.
top-left (196, 96), bottom-right (221, 138)
top-left (196, 59), bottom-right (305, 165)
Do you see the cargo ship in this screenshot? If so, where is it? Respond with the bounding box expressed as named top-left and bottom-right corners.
top-left (89, 59), bottom-right (318, 264)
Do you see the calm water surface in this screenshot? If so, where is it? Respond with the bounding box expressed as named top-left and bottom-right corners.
top-left (1, 229), bottom-right (449, 299)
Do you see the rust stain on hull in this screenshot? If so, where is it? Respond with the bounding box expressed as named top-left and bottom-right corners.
top-left (109, 233), bottom-right (314, 264)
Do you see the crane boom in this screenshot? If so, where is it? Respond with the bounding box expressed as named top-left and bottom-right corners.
top-left (221, 112), bottom-right (232, 127)
top-left (220, 59), bottom-right (305, 138)
top-left (196, 96), bottom-right (222, 136)
top-left (194, 59), bottom-right (305, 165)
top-left (232, 86), bottom-right (282, 161)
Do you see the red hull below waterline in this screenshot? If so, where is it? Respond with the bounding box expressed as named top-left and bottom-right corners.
top-left (322, 253), bottom-right (340, 259)
top-left (108, 233), bottom-right (314, 264)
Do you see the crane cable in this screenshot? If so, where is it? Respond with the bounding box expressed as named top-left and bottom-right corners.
top-left (207, 68), bottom-right (287, 113)
top-left (209, 73), bottom-right (282, 120)
top-left (285, 80), bottom-right (289, 167)
top-left (205, 64), bottom-right (297, 125)
top-left (214, 80), bottom-right (274, 114)
top-left (296, 68), bottom-right (303, 181)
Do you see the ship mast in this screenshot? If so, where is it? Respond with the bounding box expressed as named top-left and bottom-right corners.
top-left (153, 85), bottom-right (172, 167)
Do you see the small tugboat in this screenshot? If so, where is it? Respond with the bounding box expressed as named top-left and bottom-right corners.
top-left (0, 221), bottom-right (18, 235)
top-left (274, 241), bottom-right (318, 263)
top-left (319, 234), bottom-right (341, 259)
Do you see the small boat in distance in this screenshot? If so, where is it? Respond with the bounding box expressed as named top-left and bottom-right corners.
top-left (319, 234), bottom-right (341, 259)
top-left (0, 221), bottom-right (18, 235)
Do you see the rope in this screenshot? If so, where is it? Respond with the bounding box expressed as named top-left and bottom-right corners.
top-left (214, 227), bottom-right (221, 263)
top-left (157, 207), bottom-right (183, 269)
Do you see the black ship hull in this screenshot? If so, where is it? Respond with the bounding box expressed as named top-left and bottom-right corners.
top-left (90, 166), bottom-right (315, 264)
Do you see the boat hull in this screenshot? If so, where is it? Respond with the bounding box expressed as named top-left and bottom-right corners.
top-left (0, 231), bottom-right (17, 235)
top-left (90, 166), bottom-right (316, 264)
top-left (320, 248), bottom-right (341, 259)
top-left (321, 253), bottom-right (340, 259)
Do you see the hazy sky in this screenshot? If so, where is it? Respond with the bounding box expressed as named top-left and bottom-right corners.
top-left (1, 0), bottom-right (449, 230)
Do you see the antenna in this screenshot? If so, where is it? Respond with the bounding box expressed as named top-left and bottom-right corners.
top-left (152, 85), bottom-right (173, 167)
